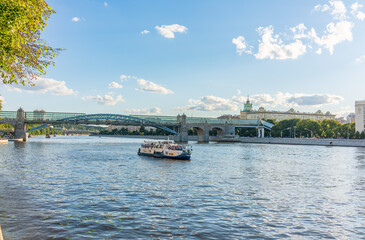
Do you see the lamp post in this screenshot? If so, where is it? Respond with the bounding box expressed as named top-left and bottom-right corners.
top-left (293, 126), bottom-right (297, 138)
top-left (304, 128), bottom-right (313, 138)
top-left (281, 127), bottom-right (290, 138)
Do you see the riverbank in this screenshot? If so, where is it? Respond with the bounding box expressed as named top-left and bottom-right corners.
top-left (214, 137), bottom-right (365, 147)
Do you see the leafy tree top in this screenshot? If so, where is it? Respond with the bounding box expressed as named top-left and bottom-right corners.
top-left (0, 0), bottom-right (60, 85)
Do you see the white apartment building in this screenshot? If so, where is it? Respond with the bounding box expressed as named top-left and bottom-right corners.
top-left (355, 100), bottom-right (365, 133)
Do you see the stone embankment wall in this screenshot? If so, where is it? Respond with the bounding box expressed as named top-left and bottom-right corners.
top-left (235, 137), bottom-right (365, 147)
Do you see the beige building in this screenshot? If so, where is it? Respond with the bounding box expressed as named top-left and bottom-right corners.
top-left (355, 100), bottom-right (365, 133)
top-left (240, 98), bottom-right (336, 122)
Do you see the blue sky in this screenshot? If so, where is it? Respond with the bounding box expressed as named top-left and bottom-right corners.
top-left (1, 0), bottom-right (365, 117)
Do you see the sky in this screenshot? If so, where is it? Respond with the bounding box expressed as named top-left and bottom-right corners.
top-left (1, 0), bottom-right (365, 117)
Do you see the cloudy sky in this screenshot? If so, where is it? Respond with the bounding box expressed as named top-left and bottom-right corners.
top-left (1, 0), bottom-right (365, 117)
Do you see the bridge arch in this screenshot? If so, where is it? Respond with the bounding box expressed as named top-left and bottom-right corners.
top-left (210, 126), bottom-right (224, 137)
top-left (27, 114), bottom-right (178, 135)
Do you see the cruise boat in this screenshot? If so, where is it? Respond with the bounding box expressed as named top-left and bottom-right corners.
top-left (0, 138), bottom-right (8, 144)
top-left (138, 140), bottom-right (192, 160)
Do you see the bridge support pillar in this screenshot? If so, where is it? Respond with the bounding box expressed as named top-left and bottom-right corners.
top-left (224, 124), bottom-right (236, 136)
top-left (197, 127), bottom-right (209, 143)
top-left (176, 114), bottom-right (188, 143)
top-left (257, 127), bottom-right (265, 138)
top-left (14, 108), bottom-right (28, 142)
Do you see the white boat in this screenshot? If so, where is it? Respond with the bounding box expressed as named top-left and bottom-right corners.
top-left (0, 138), bottom-right (8, 144)
top-left (138, 140), bottom-right (192, 160)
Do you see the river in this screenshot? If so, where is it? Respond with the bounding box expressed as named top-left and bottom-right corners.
top-left (0, 136), bottom-right (364, 239)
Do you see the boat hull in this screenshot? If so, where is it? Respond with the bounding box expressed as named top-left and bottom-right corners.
top-left (138, 150), bottom-right (191, 160)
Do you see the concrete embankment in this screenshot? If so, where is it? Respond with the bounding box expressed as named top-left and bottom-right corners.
top-left (215, 137), bottom-right (365, 147)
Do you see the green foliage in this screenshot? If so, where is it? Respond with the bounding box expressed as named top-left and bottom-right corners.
top-left (325, 129), bottom-right (335, 138)
top-left (99, 126), bottom-right (172, 136)
top-left (355, 131), bottom-right (360, 139)
top-left (270, 118), bottom-right (356, 139)
top-left (0, 0), bottom-right (61, 85)
top-left (263, 118), bottom-right (278, 125)
top-left (360, 131), bottom-right (365, 139)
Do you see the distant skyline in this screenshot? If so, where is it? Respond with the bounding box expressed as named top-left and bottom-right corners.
top-left (1, 0), bottom-right (365, 117)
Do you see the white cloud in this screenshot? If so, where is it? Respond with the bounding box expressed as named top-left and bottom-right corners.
top-left (308, 21), bottom-right (353, 55)
top-left (108, 82), bottom-right (123, 89)
top-left (232, 92), bottom-right (343, 108)
top-left (72, 17), bottom-right (80, 22)
top-left (104, 2), bottom-right (108, 7)
top-left (232, 36), bottom-right (253, 55)
top-left (124, 107), bottom-right (162, 115)
top-left (291, 20), bottom-right (354, 55)
top-left (351, 2), bottom-right (362, 12)
top-left (120, 74), bottom-right (137, 81)
top-left (315, 1), bottom-right (347, 20)
top-left (175, 96), bottom-right (238, 112)
top-left (3, 77), bottom-right (77, 96)
top-left (329, 0), bottom-right (347, 20)
top-left (141, 30), bottom-right (150, 35)
top-left (351, 2), bottom-right (365, 20)
top-left (314, 4), bottom-right (330, 12)
top-left (355, 55), bottom-right (365, 63)
top-left (136, 79), bottom-right (173, 94)
top-left (155, 24), bottom-right (187, 38)
top-left (177, 92), bottom-right (344, 113)
top-left (82, 94), bottom-right (124, 106)
top-left (236, 1), bottom-right (358, 59)
top-left (356, 11), bottom-right (365, 20)
top-left (285, 94), bottom-right (343, 107)
top-left (254, 26), bottom-right (307, 60)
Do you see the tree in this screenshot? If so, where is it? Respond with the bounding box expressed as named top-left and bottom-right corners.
top-left (355, 131), bottom-right (361, 139)
top-left (360, 131), bottom-right (365, 139)
top-left (325, 129), bottom-right (335, 138)
top-left (0, 0), bottom-right (60, 85)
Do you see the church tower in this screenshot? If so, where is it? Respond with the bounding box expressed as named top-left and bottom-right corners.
top-left (243, 96), bottom-right (253, 112)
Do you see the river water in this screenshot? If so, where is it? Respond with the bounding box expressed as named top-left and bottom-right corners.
top-left (0, 136), bottom-right (364, 239)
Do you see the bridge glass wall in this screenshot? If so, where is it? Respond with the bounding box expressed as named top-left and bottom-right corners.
top-left (24, 112), bottom-right (85, 121)
top-left (0, 111), bottom-right (18, 120)
top-left (0, 111), bottom-right (85, 121)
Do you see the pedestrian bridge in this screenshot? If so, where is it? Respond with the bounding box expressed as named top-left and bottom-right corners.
top-left (0, 109), bottom-right (273, 142)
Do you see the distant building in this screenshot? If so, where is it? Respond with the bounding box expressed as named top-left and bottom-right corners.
top-left (217, 114), bottom-right (240, 119)
top-left (355, 100), bottom-right (365, 133)
top-left (240, 98), bottom-right (336, 121)
top-left (335, 117), bottom-right (346, 124)
top-left (33, 110), bottom-right (46, 120)
top-left (347, 113), bottom-right (355, 124)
